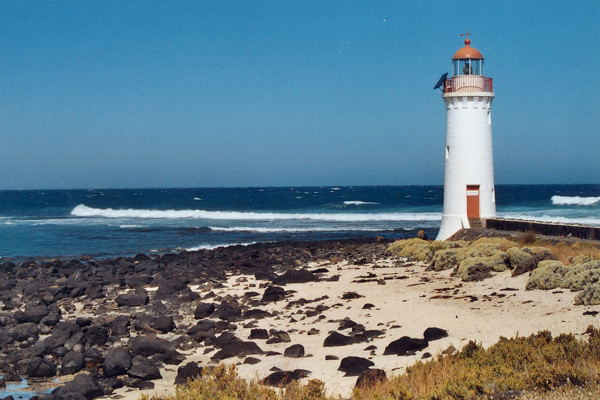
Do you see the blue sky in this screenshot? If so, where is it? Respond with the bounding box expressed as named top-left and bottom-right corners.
top-left (0, 1), bottom-right (598, 189)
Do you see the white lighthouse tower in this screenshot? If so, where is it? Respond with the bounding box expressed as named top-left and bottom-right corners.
top-left (435, 35), bottom-right (496, 240)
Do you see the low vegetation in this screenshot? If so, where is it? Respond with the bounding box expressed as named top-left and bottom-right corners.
top-left (142, 328), bottom-right (600, 400)
top-left (387, 236), bottom-right (600, 305)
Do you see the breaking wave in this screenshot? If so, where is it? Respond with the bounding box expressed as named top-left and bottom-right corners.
top-left (70, 204), bottom-right (441, 222)
top-left (208, 226), bottom-right (391, 233)
top-left (343, 201), bottom-right (380, 205)
top-left (183, 242), bottom-right (258, 251)
top-left (551, 196), bottom-right (600, 206)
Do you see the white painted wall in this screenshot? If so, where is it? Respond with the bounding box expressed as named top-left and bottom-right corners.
top-left (436, 92), bottom-right (496, 240)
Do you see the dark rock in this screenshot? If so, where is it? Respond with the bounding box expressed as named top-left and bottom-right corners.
top-left (115, 293), bottom-right (149, 307)
top-left (20, 306), bottom-right (50, 324)
top-left (76, 317), bottom-right (92, 327)
top-left (103, 348), bottom-right (132, 378)
top-left (193, 303), bottom-right (215, 319)
top-left (211, 341), bottom-right (262, 360)
top-left (383, 336), bottom-right (428, 356)
top-left (249, 329), bottom-right (269, 340)
top-left (243, 357), bottom-right (261, 365)
top-left (12, 323), bottom-right (39, 342)
top-left (325, 355), bottom-right (339, 360)
top-left (187, 320), bottom-right (216, 342)
top-left (107, 315), bottom-right (130, 336)
top-left (52, 373), bottom-right (103, 400)
top-left (85, 325), bottom-right (108, 347)
top-left (130, 336), bottom-right (171, 357)
top-left (127, 363), bottom-right (161, 381)
top-left (266, 330), bottom-right (291, 344)
top-left (61, 351), bottom-right (85, 375)
top-left (151, 315), bottom-right (175, 334)
top-left (423, 327), bottom-right (448, 341)
top-left (154, 278), bottom-right (188, 300)
top-left (283, 344), bottom-right (304, 358)
top-left (355, 369), bottom-right (387, 389)
top-left (242, 308), bottom-right (270, 319)
top-left (338, 356), bottom-right (374, 376)
top-left (274, 270), bottom-right (317, 285)
top-left (212, 332), bottom-right (242, 348)
top-left (41, 313), bottom-right (61, 327)
top-left (261, 369), bottom-right (310, 387)
top-left (417, 230), bottom-right (428, 240)
top-left (338, 318), bottom-right (357, 330)
top-left (162, 349), bottom-right (186, 365)
top-left (262, 285), bottom-right (285, 302)
top-left (362, 303), bottom-right (375, 309)
top-left (323, 331), bottom-right (354, 347)
top-left (217, 301), bottom-right (241, 321)
top-left (421, 352), bottom-right (432, 359)
top-left (341, 292), bottom-right (362, 300)
top-left (26, 358), bottom-right (57, 377)
top-left (174, 362), bottom-right (203, 385)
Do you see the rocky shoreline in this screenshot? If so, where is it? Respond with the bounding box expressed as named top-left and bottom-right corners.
top-left (1, 235), bottom-right (599, 400)
top-left (0, 238), bottom-right (395, 399)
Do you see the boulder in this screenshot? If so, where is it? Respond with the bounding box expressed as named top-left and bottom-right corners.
top-left (274, 270), bottom-right (317, 285)
top-left (154, 278), bottom-right (188, 300)
top-left (60, 351), bottom-right (85, 375)
top-left (151, 315), bottom-right (175, 334)
top-left (187, 320), bottom-right (216, 342)
top-left (283, 344), bottom-right (305, 358)
top-left (338, 356), bottom-right (374, 376)
top-left (115, 293), bottom-right (148, 307)
top-left (127, 363), bottom-right (162, 381)
top-left (216, 301), bottom-right (241, 321)
top-left (26, 358), bottom-right (57, 377)
top-left (249, 329), bottom-right (269, 340)
top-left (108, 315), bottom-right (130, 336)
top-left (383, 336), bottom-right (428, 356)
top-left (262, 286), bottom-right (285, 302)
top-left (103, 348), bottom-right (132, 378)
top-left (130, 336), bottom-right (171, 357)
top-left (323, 331), bottom-right (354, 347)
top-left (174, 362), bottom-right (203, 385)
top-left (85, 325), bottom-right (108, 347)
top-left (52, 373), bottom-right (103, 400)
top-left (193, 303), bottom-right (215, 319)
top-left (423, 327), bottom-right (448, 341)
top-left (211, 341), bottom-right (262, 360)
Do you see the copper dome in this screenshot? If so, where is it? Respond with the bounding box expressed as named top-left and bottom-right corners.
top-left (452, 38), bottom-right (483, 59)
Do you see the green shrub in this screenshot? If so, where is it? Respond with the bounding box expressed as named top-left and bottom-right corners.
top-left (526, 260), bottom-right (570, 290)
top-left (574, 283), bottom-right (600, 306)
top-left (565, 268), bottom-right (600, 292)
top-left (387, 238), bottom-right (434, 262)
top-left (431, 249), bottom-right (459, 271)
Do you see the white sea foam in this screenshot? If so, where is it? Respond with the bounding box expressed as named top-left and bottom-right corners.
top-left (70, 204), bottom-right (441, 222)
top-left (119, 225), bottom-right (143, 229)
top-left (183, 242), bottom-right (258, 251)
top-left (500, 213), bottom-right (600, 226)
top-left (193, 197), bottom-right (202, 201)
top-left (209, 226), bottom-right (391, 233)
top-left (343, 201), bottom-right (380, 205)
top-left (551, 196), bottom-right (600, 206)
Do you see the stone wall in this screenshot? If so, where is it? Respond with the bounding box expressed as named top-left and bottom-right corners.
top-left (484, 218), bottom-right (599, 241)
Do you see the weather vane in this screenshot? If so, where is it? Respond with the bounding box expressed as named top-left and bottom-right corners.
top-left (460, 30), bottom-right (471, 38)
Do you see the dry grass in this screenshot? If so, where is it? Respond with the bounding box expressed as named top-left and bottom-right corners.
top-left (143, 328), bottom-right (600, 400)
top-left (536, 241), bottom-right (600, 264)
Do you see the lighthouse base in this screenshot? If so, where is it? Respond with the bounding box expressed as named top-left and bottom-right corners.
top-left (436, 215), bottom-right (469, 241)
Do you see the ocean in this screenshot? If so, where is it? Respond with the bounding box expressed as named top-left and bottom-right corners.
top-left (1, 184), bottom-right (599, 261)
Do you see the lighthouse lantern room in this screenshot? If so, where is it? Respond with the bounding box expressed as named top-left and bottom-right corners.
top-left (435, 35), bottom-right (496, 241)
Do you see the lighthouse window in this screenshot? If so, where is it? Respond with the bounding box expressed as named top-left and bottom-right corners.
top-left (445, 146), bottom-right (450, 160)
top-left (454, 59), bottom-right (484, 76)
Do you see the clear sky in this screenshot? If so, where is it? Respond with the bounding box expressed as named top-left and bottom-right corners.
top-left (0, 1), bottom-right (598, 189)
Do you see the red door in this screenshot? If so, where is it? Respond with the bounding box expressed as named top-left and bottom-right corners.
top-left (466, 185), bottom-right (480, 219)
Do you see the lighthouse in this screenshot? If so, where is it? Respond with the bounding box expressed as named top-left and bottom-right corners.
top-left (435, 35), bottom-right (496, 241)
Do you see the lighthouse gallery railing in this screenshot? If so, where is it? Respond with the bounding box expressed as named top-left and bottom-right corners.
top-left (444, 76), bottom-right (493, 93)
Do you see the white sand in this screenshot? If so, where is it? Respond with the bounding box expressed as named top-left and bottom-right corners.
top-left (107, 257), bottom-right (600, 399)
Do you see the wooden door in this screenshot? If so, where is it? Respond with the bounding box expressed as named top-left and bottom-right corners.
top-left (466, 185), bottom-right (480, 219)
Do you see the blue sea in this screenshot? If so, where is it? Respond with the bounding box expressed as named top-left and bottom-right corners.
top-left (1, 185), bottom-right (599, 261)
